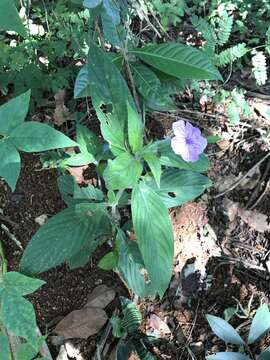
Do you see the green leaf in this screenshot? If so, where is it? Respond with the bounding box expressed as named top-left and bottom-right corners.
top-left (120, 298), bottom-right (142, 333)
top-left (101, 9), bottom-right (120, 46)
top-left (83, 0), bottom-right (102, 8)
top-left (16, 343), bottom-right (38, 360)
top-left (158, 139), bottom-right (209, 172)
top-left (132, 339), bottom-right (156, 360)
top-left (9, 122), bottom-right (77, 152)
top-left (74, 185), bottom-right (104, 202)
top-left (63, 153), bottom-right (94, 166)
top-left (98, 251), bottom-right (118, 270)
top-left (1, 293), bottom-right (37, 342)
top-left (0, 141), bottom-right (20, 191)
top-left (87, 43), bottom-right (135, 154)
top-left (116, 340), bottom-right (133, 360)
top-left (132, 43), bottom-right (222, 80)
top-left (131, 182), bottom-right (174, 297)
top-left (206, 354), bottom-right (251, 360)
top-left (207, 135), bottom-right (222, 143)
top-left (76, 124), bottom-right (102, 162)
top-left (0, 90), bottom-right (30, 136)
top-left (258, 346), bottom-right (270, 360)
top-left (0, 0), bottom-right (27, 37)
top-left (127, 103), bottom-right (144, 153)
top-left (149, 169), bottom-right (211, 208)
top-left (1, 272), bottom-right (45, 296)
top-left (117, 231), bottom-right (156, 297)
top-left (0, 332), bottom-right (11, 360)
top-left (206, 315), bottom-right (245, 345)
top-left (130, 63), bottom-right (161, 100)
top-left (143, 152), bottom-right (161, 187)
top-left (248, 304), bottom-right (270, 344)
top-left (57, 175), bottom-right (77, 206)
top-left (103, 153), bottom-right (143, 190)
top-left (74, 66), bottom-right (91, 98)
top-left (20, 204), bottom-right (111, 274)
top-left (67, 234), bottom-right (104, 270)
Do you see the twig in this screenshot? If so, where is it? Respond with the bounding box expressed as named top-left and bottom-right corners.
top-left (246, 157), bottom-right (270, 209)
top-left (214, 151), bottom-right (270, 198)
top-left (0, 214), bottom-right (18, 228)
top-left (249, 180), bottom-right (270, 210)
top-left (1, 224), bottom-right (23, 251)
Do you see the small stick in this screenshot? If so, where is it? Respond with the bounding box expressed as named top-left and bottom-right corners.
top-left (214, 151), bottom-right (270, 198)
top-left (1, 224), bottom-right (23, 251)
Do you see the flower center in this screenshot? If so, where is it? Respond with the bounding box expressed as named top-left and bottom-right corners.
top-left (185, 137), bottom-right (194, 145)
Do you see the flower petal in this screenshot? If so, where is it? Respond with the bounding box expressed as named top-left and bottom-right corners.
top-left (172, 120), bottom-right (186, 137)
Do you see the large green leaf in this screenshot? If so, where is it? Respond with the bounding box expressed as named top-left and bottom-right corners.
top-left (127, 103), bottom-right (143, 153)
top-left (9, 122), bottom-right (77, 152)
top-left (1, 293), bottom-right (37, 342)
top-left (130, 63), bottom-right (161, 100)
top-left (132, 43), bottom-right (222, 80)
top-left (0, 141), bottom-right (20, 191)
top-left (157, 139), bottom-right (210, 172)
top-left (130, 63), bottom-right (177, 111)
top-left (149, 169), bottom-right (211, 208)
top-left (0, 90), bottom-right (30, 136)
top-left (248, 304), bottom-right (270, 344)
top-left (0, 332), bottom-right (11, 360)
top-left (87, 43), bottom-right (134, 154)
top-left (0, 0), bottom-right (27, 37)
top-left (20, 204), bottom-right (111, 274)
top-left (103, 153), bottom-right (143, 190)
top-left (0, 272), bottom-right (45, 296)
top-left (117, 230), bottom-right (156, 297)
top-left (131, 182), bottom-right (174, 297)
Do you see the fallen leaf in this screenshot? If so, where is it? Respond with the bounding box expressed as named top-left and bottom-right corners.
top-left (253, 102), bottom-right (270, 123)
top-left (85, 285), bottom-right (116, 309)
top-left (54, 307), bottom-right (108, 339)
top-left (67, 165), bottom-right (88, 184)
top-left (149, 314), bottom-right (171, 337)
top-left (223, 198), bottom-right (270, 233)
top-left (54, 90), bottom-right (74, 126)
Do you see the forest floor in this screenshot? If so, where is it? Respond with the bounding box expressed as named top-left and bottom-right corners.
top-left (1, 91), bottom-right (270, 359)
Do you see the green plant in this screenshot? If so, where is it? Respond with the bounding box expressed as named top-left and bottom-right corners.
top-left (19, 21), bottom-right (220, 298)
top-left (206, 303), bottom-right (270, 359)
top-left (111, 297), bottom-right (155, 359)
top-left (0, 90), bottom-right (77, 191)
top-left (0, 242), bottom-right (46, 360)
top-left (146, 0), bottom-right (186, 30)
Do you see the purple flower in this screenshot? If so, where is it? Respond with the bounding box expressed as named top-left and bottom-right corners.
top-left (171, 120), bottom-right (207, 162)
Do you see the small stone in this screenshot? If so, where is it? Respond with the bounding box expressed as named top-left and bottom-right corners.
top-left (189, 341), bottom-right (204, 355)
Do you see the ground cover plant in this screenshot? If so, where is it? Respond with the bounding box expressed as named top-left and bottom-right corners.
top-left (0, 0), bottom-right (269, 359)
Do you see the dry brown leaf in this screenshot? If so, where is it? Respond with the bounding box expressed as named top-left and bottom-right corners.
top-left (54, 307), bottom-right (108, 339)
top-left (67, 165), bottom-right (88, 184)
top-left (253, 102), bottom-right (270, 123)
top-left (54, 90), bottom-right (74, 126)
top-left (85, 285), bottom-right (115, 309)
top-left (149, 314), bottom-right (171, 336)
top-left (223, 198), bottom-right (270, 233)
